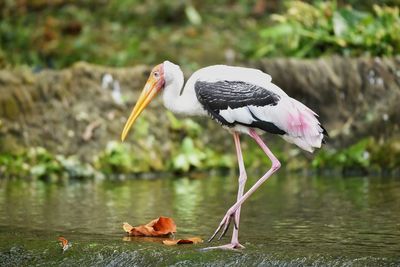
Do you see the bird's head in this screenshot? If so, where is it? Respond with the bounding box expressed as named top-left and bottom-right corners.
top-left (121, 61), bottom-right (182, 141)
top-left (120, 63), bottom-right (165, 141)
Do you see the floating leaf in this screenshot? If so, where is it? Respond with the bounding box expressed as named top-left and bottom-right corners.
top-left (163, 237), bottom-right (203, 246)
top-left (58, 236), bottom-right (71, 252)
top-left (123, 217), bottom-right (176, 237)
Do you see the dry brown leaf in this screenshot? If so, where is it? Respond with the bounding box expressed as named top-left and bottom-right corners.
top-left (58, 236), bottom-right (71, 252)
top-left (123, 216), bottom-right (177, 237)
top-left (162, 237), bottom-right (203, 246)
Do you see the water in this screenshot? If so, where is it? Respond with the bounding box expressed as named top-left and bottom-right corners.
top-left (0, 174), bottom-right (399, 266)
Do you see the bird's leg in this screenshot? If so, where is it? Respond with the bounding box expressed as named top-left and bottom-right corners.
top-left (230, 132), bottom-right (247, 248)
top-left (208, 129), bottom-right (281, 243)
top-left (202, 132), bottom-right (246, 251)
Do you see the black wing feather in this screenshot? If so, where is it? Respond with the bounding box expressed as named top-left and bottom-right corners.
top-left (195, 80), bottom-right (280, 111)
top-left (195, 80), bottom-right (285, 134)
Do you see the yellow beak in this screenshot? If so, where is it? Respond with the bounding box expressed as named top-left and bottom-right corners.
top-left (121, 77), bottom-right (160, 141)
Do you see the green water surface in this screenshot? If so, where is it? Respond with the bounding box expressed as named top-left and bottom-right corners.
top-left (0, 174), bottom-right (399, 266)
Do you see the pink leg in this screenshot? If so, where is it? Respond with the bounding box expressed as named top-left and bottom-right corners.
top-left (208, 129), bottom-right (281, 243)
top-left (231, 132), bottom-right (246, 247)
top-left (202, 132), bottom-right (246, 250)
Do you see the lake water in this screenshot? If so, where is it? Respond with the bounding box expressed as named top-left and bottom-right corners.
top-left (0, 173), bottom-right (399, 266)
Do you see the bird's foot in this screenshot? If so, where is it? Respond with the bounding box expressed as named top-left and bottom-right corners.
top-left (200, 242), bottom-right (245, 251)
top-left (208, 208), bottom-right (238, 243)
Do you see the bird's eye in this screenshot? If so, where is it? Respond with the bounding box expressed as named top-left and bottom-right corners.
top-left (153, 71), bottom-right (160, 78)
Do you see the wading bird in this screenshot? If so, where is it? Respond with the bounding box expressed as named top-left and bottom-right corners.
top-left (121, 61), bottom-right (327, 250)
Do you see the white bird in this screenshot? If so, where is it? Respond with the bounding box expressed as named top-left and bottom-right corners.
top-left (121, 61), bottom-right (327, 250)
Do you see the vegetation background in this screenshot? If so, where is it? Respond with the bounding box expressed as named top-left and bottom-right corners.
top-left (0, 0), bottom-right (399, 180)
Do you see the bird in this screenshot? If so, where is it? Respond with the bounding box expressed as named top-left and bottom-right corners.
top-left (121, 61), bottom-right (327, 250)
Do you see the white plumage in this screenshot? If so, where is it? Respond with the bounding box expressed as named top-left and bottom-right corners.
top-left (162, 61), bottom-right (325, 153)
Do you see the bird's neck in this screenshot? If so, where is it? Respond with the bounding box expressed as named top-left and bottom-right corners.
top-left (162, 77), bottom-right (204, 116)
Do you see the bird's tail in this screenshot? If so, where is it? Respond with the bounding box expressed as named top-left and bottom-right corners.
top-left (281, 98), bottom-right (327, 153)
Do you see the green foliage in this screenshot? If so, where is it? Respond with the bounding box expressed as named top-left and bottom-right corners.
top-left (249, 1), bottom-right (400, 58)
top-left (0, 154), bottom-right (28, 178)
top-left (171, 137), bottom-right (206, 172)
top-left (312, 139), bottom-right (372, 171)
top-left (94, 140), bottom-right (162, 175)
top-left (166, 112), bottom-right (202, 137)
top-left (167, 112), bottom-right (233, 172)
top-left (368, 138), bottom-right (400, 170)
top-left (0, 147), bottom-right (99, 180)
top-left (93, 112), bottom-right (231, 174)
top-left (1, 1), bottom-right (398, 68)
top-left (95, 141), bottom-right (134, 174)
top-left (1, 136), bottom-right (399, 179)
top-left (170, 137), bottom-right (234, 172)
top-left (312, 137), bottom-right (400, 174)
top-left (0, 0), bottom-right (228, 68)
top-left (203, 148), bottom-right (235, 170)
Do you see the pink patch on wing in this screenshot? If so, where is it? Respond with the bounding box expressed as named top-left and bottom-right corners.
top-left (287, 112), bottom-right (308, 134)
top-left (299, 113), bottom-right (309, 131)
